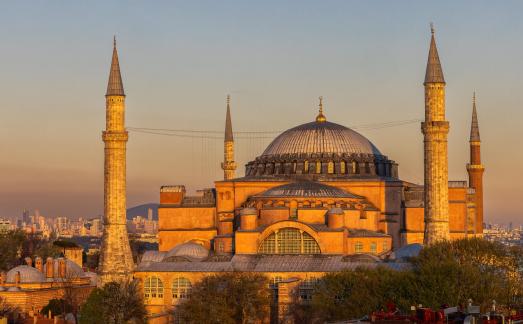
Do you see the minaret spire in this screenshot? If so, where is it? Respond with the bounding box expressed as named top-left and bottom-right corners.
top-left (422, 25), bottom-right (450, 245)
top-left (470, 92), bottom-right (480, 142)
top-left (222, 95), bottom-right (236, 180)
top-left (467, 92), bottom-right (485, 235)
top-left (424, 24), bottom-right (445, 85)
top-left (106, 36), bottom-right (125, 96)
top-left (225, 94), bottom-right (233, 142)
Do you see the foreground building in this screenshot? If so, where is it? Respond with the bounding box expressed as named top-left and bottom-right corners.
top-left (129, 29), bottom-right (485, 322)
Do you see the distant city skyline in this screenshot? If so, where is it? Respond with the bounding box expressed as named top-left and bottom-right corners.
top-left (0, 1), bottom-right (522, 225)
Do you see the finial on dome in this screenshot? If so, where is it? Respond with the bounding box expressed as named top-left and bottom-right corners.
top-left (430, 22), bottom-right (434, 35)
top-left (316, 96), bottom-right (326, 123)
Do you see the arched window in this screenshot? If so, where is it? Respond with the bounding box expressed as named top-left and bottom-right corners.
top-left (258, 228), bottom-right (320, 254)
top-left (327, 161), bottom-right (334, 174)
top-left (304, 160), bottom-right (309, 173)
top-left (340, 161), bottom-right (346, 174)
top-left (315, 161), bottom-right (321, 174)
top-left (352, 161), bottom-right (358, 174)
top-left (370, 242), bottom-right (377, 254)
top-left (172, 277), bottom-right (191, 303)
top-left (354, 241), bottom-right (364, 253)
top-left (144, 276), bottom-right (164, 300)
top-left (269, 276), bottom-right (283, 289)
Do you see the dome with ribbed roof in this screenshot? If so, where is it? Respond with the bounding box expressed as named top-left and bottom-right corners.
top-left (244, 113), bottom-right (398, 179)
top-left (163, 242), bottom-right (209, 261)
top-left (6, 265), bottom-right (45, 283)
top-left (262, 120), bottom-right (382, 158)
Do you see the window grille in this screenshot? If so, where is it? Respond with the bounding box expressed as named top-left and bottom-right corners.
top-left (172, 277), bottom-right (192, 303)
top-left (354, 241), bottom-right (364, 253)
top-left (144, 276), bottom-right (164, 300)
top-left (258, 228), bottom-right (320, 254)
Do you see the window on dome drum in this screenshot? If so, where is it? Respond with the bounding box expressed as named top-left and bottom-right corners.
top-left (304, 160), bottom-right (309, 173)
top-left (352, 161), bottom-right (358, 174)
top-left (340, 161), bottom-right (346, 174)
top-left (327, 161), bottom-right (334, 174)
top-left (144, 276), bottom-right (163, 300)
top-left (370, 242), bottom-right (377, 254)
top-left (354, 241), bottom-right (363, 253)
top-left (315, 161), bottom-right (321, 174)
top-left (258, 228), bottom-right (320, 254)
top-left (172, 277), bottom-right (192, 303)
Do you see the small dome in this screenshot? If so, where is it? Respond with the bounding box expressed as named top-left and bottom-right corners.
top-left (262, 121), bottom-right (382, 157)
top-left (6, 265), bottom-right (45, 283)
top-left (392, 243), bottom-right (423, 260)
top-left (255, 181), bottom-right (359, 199)
top-left (163, 242), bottom-right (209, 261)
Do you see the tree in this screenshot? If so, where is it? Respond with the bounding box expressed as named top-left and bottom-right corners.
top-left (411, 238), bottom-right (523, 310)
top-left (176, 272), bottom-right (271, 324)
top-left (41, 299), bottom-right (72, 318)
top-left (78, 280), bottom-right (146, 324)
top-left (0, 296), bottom-right (19, 319)
top-left (0, 230), bottom-right (25, 271)
top-left (293, 267), bottom-right (415, 323)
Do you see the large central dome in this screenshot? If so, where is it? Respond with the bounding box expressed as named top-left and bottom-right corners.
top-left (243, 105), bottom-right (398, 179)
top-left (262, 120), bottom-right (381, 158)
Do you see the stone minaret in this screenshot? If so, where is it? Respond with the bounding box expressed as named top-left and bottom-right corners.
top-left (221, 95), bottom-right (236, 180)
top-left (422, 26), bottom-right (450, 244)
top-left (467, 93), bottom-right (484, 234)
top-left (99, 38), bottom-right (134, 284)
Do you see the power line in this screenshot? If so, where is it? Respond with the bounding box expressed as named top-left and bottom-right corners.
top-left (127, 119), bottom-right (421, 139)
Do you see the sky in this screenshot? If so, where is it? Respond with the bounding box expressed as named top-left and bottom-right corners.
top-left (0, 1), bottom-right (521, 225)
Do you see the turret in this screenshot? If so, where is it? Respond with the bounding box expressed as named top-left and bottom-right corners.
top-left (422, 25), bottom-right (450, 244)
top-left (467, 93), bottom-right (485, 234)
top-left (221, 95), bottom-right (237, 180)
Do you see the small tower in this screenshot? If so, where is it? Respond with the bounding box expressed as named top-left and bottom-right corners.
top-left (221, 95), bottom-right (237, 180)
top-left (99, 37), bottom-right (134, 284)
top-left (467, 93), bottom-right (485, 234)
top-left (422, 25), bottom-right (450, 244)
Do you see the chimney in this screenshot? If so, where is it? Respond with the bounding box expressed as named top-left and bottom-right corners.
top-left (15, 271), bottom-right (21, 284)
top-left (25, 256), bottom-right (32, 267)
top-left (46, 257), bottom-right (54, 278)
top-left (35, 257), bottom-right (43, 272)
top-left (58, 258), bottom-right (67, 278)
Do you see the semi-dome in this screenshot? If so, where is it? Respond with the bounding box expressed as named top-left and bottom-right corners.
top-left (254, 181), bottom-right (359, 199)
top-left (6, 265), bottom-right (45, 283)
top-left (163, 242), bottom-right (209, 261)
top-left (262, 121), bottom-right (382, 158)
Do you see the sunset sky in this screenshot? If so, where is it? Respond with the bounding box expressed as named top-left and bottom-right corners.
top-left (0, 1), bottom-right (521, 225)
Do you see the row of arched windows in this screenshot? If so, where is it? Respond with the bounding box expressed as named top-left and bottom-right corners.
top-left (144, 276), bottom-right (192, 303)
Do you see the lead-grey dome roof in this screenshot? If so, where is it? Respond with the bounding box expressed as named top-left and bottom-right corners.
top-left (6, 265), bottom-right (45, 283)
top-left (254, 181), bottom-right (360, 199)
top-left (262, 121), bottom-right (382, 157)
top-left (163, 242), bottom-right (209, 261)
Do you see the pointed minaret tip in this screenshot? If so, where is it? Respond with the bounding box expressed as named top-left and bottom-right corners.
top-left (424, 24), bottom-right (445, 85)
top-left (225, 95), bottom-right (234, 142)
top-left (106, 37), bottom-right (125, 97)
top-left (470, 92), bottom-right (480, 142)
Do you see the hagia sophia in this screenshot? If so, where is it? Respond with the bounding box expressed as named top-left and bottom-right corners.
top-left (0, 28), bottom-right (485, 323)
